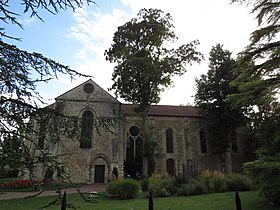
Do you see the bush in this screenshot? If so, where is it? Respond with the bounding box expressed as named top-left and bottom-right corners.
top-left (1, 180), bottom-right (36, 189)
top-left (141, 178), bottom-right (150, 192)
top-left (149, 177), bottom-right (177, 197)
top-left (177, 184), bottom-right (190, 196)
top-left (225, 173), bottom-right (252, 191)
top-left (188, 179), bottom-right (207, 195)
top-left (200, 170), bottom-right (226, 192)
top-left (106, 179), bottom-right (139, 199)
top-left (243, 147), bottom-right (280, 205)
top-left (260, 181), bottom-right (280, 206)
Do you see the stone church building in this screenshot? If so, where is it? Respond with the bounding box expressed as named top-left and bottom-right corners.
top-left (27, 79), bottom-right (247, 183)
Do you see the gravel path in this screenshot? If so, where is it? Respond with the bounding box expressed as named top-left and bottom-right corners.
top-left (0, 184), bottom-right (107, 200)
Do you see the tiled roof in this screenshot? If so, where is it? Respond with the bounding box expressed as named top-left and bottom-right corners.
top-left (122, 104), bottom-right (203, 118)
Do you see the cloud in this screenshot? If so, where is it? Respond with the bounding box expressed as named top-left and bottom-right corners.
top-left (74, 49), bottom-right (88, 59)
top-left (18, 16), bottom-right (36, 27)
top-left (68, 6), bottom-right (132, 60)
top-left (65, 0), bottom-right (257, 105)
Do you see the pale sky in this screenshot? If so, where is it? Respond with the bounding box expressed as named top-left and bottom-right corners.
top-left (6, 0), bottom-right (257, 105)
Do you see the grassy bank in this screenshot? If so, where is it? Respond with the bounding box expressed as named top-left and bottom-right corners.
top-left (0, 191), bottom-right (278, 210)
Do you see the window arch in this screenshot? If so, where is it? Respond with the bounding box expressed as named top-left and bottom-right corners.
top-left (125, 126), bottom-right (143, 178)
top-left (200, 129), bottom-right (207, 153)
top-left (80, 110), bottom-right (93, 148)
top-left (166, 128), bottom-right (173, 153)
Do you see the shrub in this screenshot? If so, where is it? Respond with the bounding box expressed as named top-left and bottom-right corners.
top-left (243, 148), bottom-right (280, 205)
top-left (1, 180), bottom-right (36, 189)
top-left (188, 179), bottom-right (207, 195)
top-left (225, 173), bottom-right (252, 191)
top-left (177, 184), bottom-right (190, 196)
top-left (141, 178), bottom-right (150, 192)
top-left (106, 179), bottom-right (139, 199)
top-left (149, 177), bottom-right (177, 197)
top-left (200, 170), bottom-right (226, 192)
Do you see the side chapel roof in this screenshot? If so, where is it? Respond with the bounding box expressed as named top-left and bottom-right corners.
top-left (122, 104), bottom-right (203, 118)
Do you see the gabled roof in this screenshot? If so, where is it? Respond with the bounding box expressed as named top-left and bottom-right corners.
top-left (122, 104), bottom-right (203, 118)
top-left (55, 79), bottom-right (120, 104)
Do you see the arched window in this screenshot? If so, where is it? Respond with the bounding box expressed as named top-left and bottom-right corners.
top-left (230, 131), bottom-right (238, 153)
top-left (125, 126), bottom-right (143, 178)
top-left (166, 128), bottom-right (173, 153)
top-left (135, 137), bottom-right (143, 164)
top-left (126, 137), bottom-right (134, 160)
top-left (38, 120), bottom-right (47, 150)
top-left (166, 158), bottom-right (175, 176)
top-left (200, 129), bottom-right (207, 153)
top-left (80, 110), bottom-right (93, 148)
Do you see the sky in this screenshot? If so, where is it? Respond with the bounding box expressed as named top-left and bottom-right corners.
top-left (5, 0), bottom-right (257, 105)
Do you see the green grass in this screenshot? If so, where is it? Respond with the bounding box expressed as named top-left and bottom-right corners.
top-left (0, 191), bottom-right (278, 210)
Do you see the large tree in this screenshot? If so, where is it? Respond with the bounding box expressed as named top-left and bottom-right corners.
top-left (230, 0), bottom-right (279, 107)
top-left (230, 0), bottom-right (280, 205)
top-left (0, 135), bottom-right (22, 178)
top-left (105, 8), bottom-right (203, 175)
top-left (194, 44), bottom-right (245, 173)
top-left (0, 0), bottom-right (94, 178)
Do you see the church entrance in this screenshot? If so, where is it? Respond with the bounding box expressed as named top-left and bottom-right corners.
top-left (94, 165), bottom-right (105, 183)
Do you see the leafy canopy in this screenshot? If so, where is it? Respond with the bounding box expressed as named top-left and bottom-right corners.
top-left (0, 0), bottom-right (94, 179)
top-left (230, 0), bottom-right (279, 108)
top-left (231, 0), bottom-right (280, 205)
top-left (1, 0), bottom-right (93, 138)
top-left (0, 0), bottom-right (94, 39)
top-left (195, 44), bottom-right (244, 154)
top-left (105, 8), bottom-right (203, 110)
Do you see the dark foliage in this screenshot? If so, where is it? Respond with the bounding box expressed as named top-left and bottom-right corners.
top-left (231, 1), bottom-right (280, 205)
top-left (195, 44), bottom-right (245, 173)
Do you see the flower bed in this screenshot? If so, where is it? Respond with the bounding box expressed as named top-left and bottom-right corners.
top-left (1, 180), bottom-right (36, 189)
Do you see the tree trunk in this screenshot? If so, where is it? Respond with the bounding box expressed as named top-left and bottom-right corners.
top-left (221, 146), bottom-right (232, 173)
top-left (141, 107), bottom-right (156, 177)
top-left (142, 112), bottom-right (151, 176)
top-left (142, 157), bottom-right (148, 177)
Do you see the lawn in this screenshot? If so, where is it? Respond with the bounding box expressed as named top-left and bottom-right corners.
top-left (0, 191), bottom-right (279, 210)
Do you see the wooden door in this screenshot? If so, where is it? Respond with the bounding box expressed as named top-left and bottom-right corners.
top-left (166, 159), bottom-right (175, 176)
top-left (94, 165), bottom-right (105, 183)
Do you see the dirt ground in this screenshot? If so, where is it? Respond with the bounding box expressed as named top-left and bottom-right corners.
top-left (0, 184), bottom-right (107, 200)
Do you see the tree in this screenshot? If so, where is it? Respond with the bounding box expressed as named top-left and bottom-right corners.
top-left (230, 0), bottom-right (279, 108)
top-left (194, 44), bottom-right (245, 173)
top-left (0, 0), bottom-right (95, 179)
top-left (105, 8), bottom-right (203, 175)
top-left (0, 135), bottom-right (22, 177)
top-left (230, 0), bottom-right (280, 205)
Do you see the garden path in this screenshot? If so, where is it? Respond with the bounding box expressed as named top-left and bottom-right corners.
top-left (0, 184), bottom-right (106, 200)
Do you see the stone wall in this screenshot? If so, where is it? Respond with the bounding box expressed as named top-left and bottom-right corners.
top-left (25, 80), bottom-right (248, 183)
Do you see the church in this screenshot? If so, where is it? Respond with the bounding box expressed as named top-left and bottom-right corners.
top-left (26, 79), bottom-right (247, 183)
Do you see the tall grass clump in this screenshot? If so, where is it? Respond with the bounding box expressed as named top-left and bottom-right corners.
top-left (106, 179), bottom-right (140, 199)
top-left (200, 170), bottom-right (226, 192)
